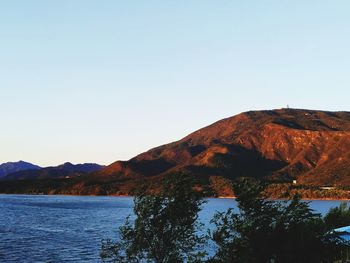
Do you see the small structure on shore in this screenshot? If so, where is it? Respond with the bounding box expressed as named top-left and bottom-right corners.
top-left (320, 186), bottom-right (336, 191)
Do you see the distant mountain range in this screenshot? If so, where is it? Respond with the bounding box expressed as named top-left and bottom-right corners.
top-left (1, 108), bottom-right (349, 197)
top-left (0, 161), bottom-right (41, 178)
top-left (0, 161), bottom-right (105, 180)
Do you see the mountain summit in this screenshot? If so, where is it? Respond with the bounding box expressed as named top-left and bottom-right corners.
top-left (101, 108), bottom-right (350, 186)
top-left (0, 161), bottom-right (41, 178)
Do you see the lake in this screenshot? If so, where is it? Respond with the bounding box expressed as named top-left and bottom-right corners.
top-left (0, 195), bottom-right (347, 262)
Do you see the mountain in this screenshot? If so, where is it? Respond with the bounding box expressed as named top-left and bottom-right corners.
top-left (3, 162), bottom-right (105, 180)
top-left (55, 162), bottom-right (105, 173)
top-left (1, 108), bottom-right (350, 197)
top-left (0, 161), bottom-right (41, 178)
top-left (99, 108), bottom-right (350, 186)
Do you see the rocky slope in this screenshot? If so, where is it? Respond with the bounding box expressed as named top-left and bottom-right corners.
top-left (100, 108), bottom-right (350, 186)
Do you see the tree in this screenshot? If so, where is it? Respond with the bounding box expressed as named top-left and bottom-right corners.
top-left (210, 178), bottom-right (342, 263)
top-left (324, 202), bottom-right (350, 230)
top-left (100, 173), bottom-right (207, 263)
top-left (272, 195), bottom-right (340, 263)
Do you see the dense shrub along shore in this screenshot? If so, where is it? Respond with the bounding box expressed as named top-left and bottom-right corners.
top-left (1, 175), bottom-right (350, 200)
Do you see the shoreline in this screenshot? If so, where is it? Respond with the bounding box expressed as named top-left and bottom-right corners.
top-left (1, 193), bottom-right (350, 201)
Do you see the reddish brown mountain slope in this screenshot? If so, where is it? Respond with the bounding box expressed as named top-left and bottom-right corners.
top-left (102, 109), bottom-right (350, 186)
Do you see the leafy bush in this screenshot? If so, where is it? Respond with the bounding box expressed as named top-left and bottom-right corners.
top-left (100, 173), bottom-right (207, 263)
top-left (209, 179), bottom-right (343, 263)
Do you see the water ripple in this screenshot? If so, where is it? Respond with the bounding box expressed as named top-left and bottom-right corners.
top-left (0, 194), bottom-right (344, 262)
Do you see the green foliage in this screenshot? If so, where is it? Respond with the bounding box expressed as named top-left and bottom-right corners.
top-left (324, 202), bottom-right (350, 230)
top-left (209, 178), bottom-right (342, 263)
top-left (100, 176), bottom-right (348, 263)
top-left (211, 153), bottom-right (233, 169)
top-left (100, 173), bottom-right (207, 263)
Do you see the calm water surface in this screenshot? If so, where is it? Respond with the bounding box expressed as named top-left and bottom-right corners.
top-left (0, 195), bottom-right (347, 262)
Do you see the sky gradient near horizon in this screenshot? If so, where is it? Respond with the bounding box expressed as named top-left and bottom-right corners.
top-left (1, 1), bottom-right (350, 167)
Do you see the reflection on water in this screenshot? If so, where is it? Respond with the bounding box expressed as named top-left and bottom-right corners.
top-left (0, 195), bottom-right (347, 262)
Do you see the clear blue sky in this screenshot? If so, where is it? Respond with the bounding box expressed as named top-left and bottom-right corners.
top-left (1, 1), bottom-right (349, 167)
